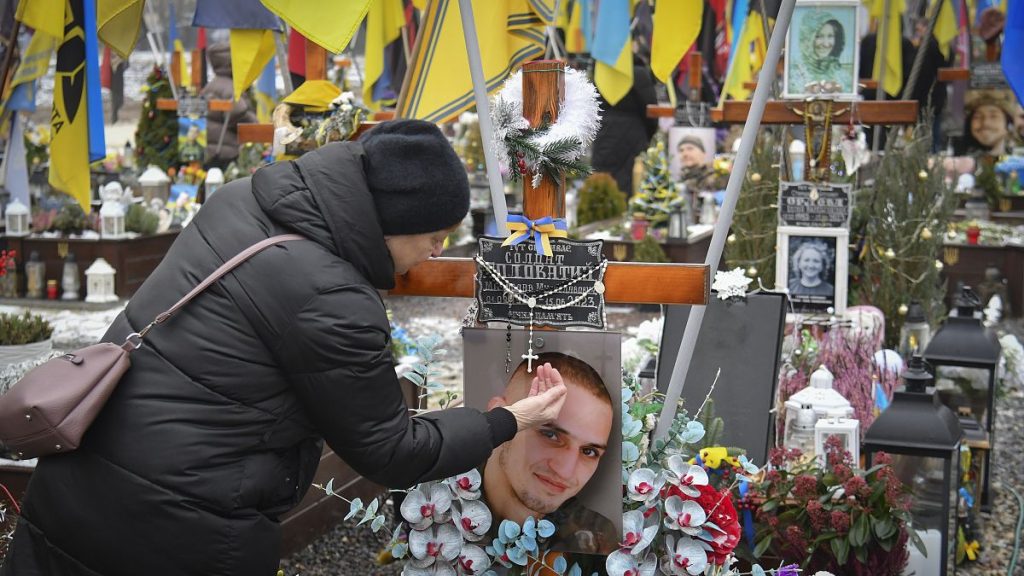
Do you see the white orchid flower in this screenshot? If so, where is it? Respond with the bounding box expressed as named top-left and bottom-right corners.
top-left (620, 510), bottom-right (659, 555)
top-left (627, 469), bottom-right (665, 505)
top-left (401, 483), bottom-right (453, 530)
top-left (408, 523), bottom-right (462, 568)
top-left (665, 456), bottom-right (709, 497)
top-left (663, 497), bottom-right (706, 535)
top-left (451, 500), bottom-right (492, 542)
top-left (606, 549), bottom-right (658, 576)
top-left (661, 535), bottom-right (708, 575)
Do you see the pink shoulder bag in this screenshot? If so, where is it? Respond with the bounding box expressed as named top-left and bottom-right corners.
top-left (0, 234), bottom-right (304, 460)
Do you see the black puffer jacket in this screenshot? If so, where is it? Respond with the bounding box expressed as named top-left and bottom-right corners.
top-left (3, 143), bottom-right (516, 576)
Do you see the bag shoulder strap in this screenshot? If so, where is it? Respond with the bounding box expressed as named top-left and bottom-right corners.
top-left (125, 234), bottom-right (305, 350)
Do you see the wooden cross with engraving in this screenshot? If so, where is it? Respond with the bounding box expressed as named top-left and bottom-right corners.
top-left (391, 60), bottom-right (710, 307)
top-left (155, 49), bottom-right (233, 115)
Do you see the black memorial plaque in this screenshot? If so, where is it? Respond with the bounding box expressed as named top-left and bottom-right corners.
top-left (177, 96), bottom-right (209, 117)
top-left (778, 182), bottom-right (851, 228)
top-left (475, 236), bottom-right (606, 328)
top-left (970, 62), bottom-right (1008, 90)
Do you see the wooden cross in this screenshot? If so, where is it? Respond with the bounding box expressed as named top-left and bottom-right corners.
top-left (155, 49), bottom-right (232, 114)
top-left (647, 99), bottom-right (919, 125)
top-left (392, 60), bottom-right (710, 306)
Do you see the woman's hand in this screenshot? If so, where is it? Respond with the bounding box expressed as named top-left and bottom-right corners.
top-left (503, 363), bottom-right (567, 431)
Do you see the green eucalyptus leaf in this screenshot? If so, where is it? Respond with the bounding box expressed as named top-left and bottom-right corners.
top-left (325, 478), bottom-right (335, 496)
top-left (405, 372), bottom-right (425, 386)
top-left (345, 497), bottom-right (364, 521)
top-left (753, 535), bottom-right (772, 558)
top-left (371, 515), bottom-right (387, 533)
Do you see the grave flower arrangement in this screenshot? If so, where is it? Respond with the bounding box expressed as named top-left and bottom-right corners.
top-left (609, 373), bottom-right (798, 576)
top-left (746, 437), bottom-right (919, 576)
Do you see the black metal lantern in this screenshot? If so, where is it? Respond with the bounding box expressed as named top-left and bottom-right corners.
top-left (863, 355), bottom-right (962, 576)
top-left (923, 286), bottom-right (1000, 509)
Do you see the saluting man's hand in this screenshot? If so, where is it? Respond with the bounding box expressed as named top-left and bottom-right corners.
top-left (504, 363), bottom-right (567, 431)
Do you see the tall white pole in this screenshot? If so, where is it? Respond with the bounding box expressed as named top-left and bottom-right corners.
top-left (458, 0), bottom-right (509, 235)
top-left (654, 0), bottom-right (798, 441)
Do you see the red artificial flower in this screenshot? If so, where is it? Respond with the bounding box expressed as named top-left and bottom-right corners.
top-left (665, 483), bottom-right (741, 565)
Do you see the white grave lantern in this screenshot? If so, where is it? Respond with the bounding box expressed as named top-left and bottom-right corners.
top-left (84, 258), bottom-right (118, 303)
top-left (814, 409), bottom-right (860, 467)
top-left (100, 198), bottom-right (126, 238)
top-left (5, 199), bottom-right (30, 236)
top-left (783, 365), bottom-right (854, 455)
top-left (139, 165), bottom-right (171, 202)
top-left (205, 168), bottom-right (224, 199)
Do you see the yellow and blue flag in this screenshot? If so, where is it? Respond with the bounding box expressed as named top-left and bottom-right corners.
top-left (1004, 0), bottom-right (1023, 105)
top-left (592, 0), bottom-right (634, 105)
top-left (934, 0), bottom-right (958, 59)
top-left (168, 2), bottom-right (190, 86)
top-left (719, 9), bottom-right (766, 102)
top-left (97, 0), bottom-right (144, 59)
top-left (364, 0), bottom-right (405, 112)
top-left (50, 0), bottom-right (101, 211)
top-left (255, 57), bottom-right (277, 123)
top-left (652, 0), bottom-right (703, 84)
top-left (396, 0), bottom-right (547, 123)
top-left (869, 0), bottom-right (905, 97)
top-left (259, 0), bottom-right (371, 53)
top-left (3, 31), bottom-right (57, 116)
top-left (230, 29), bottom-right (276, 100)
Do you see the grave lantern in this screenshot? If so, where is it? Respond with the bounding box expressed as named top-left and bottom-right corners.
top-left (863, 355), bottom-right (961, 576)
top-left (783, 365), bottom-right (853, 455)
top-left (899, 300), bottom-right (931, 358)
top-left (138, 166), bottom-right (170, 202)
top-left (100, 198), bottom-right (126, 239)
top-left (204, 168), bottom-right (224, 200)
top-left (924, 285), bottom-right (999, 508)
top-left (85, 258), bottom-right (118, 303)
top-left (813, 410), bottom-right (859, 467)
top-left (61, 252), bottom-right (80, 300)
top-left (667, 205), bottom-right (687, 240)
top-left (5, 199), bottom-right (30, 236)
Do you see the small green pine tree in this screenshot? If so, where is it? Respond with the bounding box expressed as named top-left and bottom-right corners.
top-left (631, 137), bottom-right (685, 229)
top-left (632, 236), bottom-right (669, 263)
top-left (576, 173), bottom-right (627, 226)
top-left (723, 130), bottom-right (780, 288)
top-left (853, 124), bottom-right (957, 346)
top-left (135, 67), bottom-right (178, 170)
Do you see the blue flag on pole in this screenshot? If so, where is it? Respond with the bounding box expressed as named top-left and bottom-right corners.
top-left (1005, 0), bottom-right (1024, 105)
top-left (83, 0), bottom-right (105, 162)
top-left (5, 116), bottom-right (31, 207)
top-left (591, 0), bottom-right (630, 66)
top-left (192, 0), bottom-right (281, 30)
top-left (580, 0), bottom-right (593, 51)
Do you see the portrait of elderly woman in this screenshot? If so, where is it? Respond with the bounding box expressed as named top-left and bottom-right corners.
top-left (788, 237), bottom-right (835, 298)
top-left (961, 90), bottom-right (1020, 157)
top-left (785, 3), bottom-right (858, 97)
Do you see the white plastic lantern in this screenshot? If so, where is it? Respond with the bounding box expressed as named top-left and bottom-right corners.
top-left (5, 199), bottom-right (30, 236)
top-left (100, 199), bottom-right (126, 238)
top-left (783, 365), bottom-right (854, 454)
top-left (84, 258), bottom-right (118, 303)
top-left (205, 168), bottom-right (224, 200)
top-left (814, 410), bottom-right (860, 467)
top-left (138, 165), bottom-right (171, 202)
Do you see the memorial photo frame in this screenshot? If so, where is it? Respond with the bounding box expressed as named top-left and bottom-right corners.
top-left (668, 126), bottom-right (717, 181)
top-left (776, 226), bottom-right (849, 315)
top-left (462, 328), bottom-right (622, 555)
top-left (783, 0), bottom-right (860, 100)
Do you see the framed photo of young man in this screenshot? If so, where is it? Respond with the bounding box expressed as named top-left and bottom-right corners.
top-left (776, 226), bottom-right (849, 315)
top-left (462, 328), bottom-right (622, 556)
top-left (783, 0), bottom-right (860, 99)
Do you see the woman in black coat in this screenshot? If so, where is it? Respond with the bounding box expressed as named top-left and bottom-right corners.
top-left (2, 120), bottom-right (566, 576)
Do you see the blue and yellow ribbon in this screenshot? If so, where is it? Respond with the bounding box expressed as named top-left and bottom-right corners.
top-left (502, 215), bottom-right (568, 257)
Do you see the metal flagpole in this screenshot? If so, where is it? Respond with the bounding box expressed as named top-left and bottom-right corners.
top-left (872, 0), bottom-right (893, 153)
top-left (654, 0), bottom-right (799, 441)
top-left (458, 0), bottom-right (509, 235)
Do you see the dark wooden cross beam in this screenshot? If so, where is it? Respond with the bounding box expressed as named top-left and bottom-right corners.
top-left (392, 60), bottom-right (710, 305)
top-left (647, 99), bottom-right (919, 125)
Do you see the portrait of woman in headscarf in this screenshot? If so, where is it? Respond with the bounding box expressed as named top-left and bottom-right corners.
top-left (787, 8), bottom-right (856, 96)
